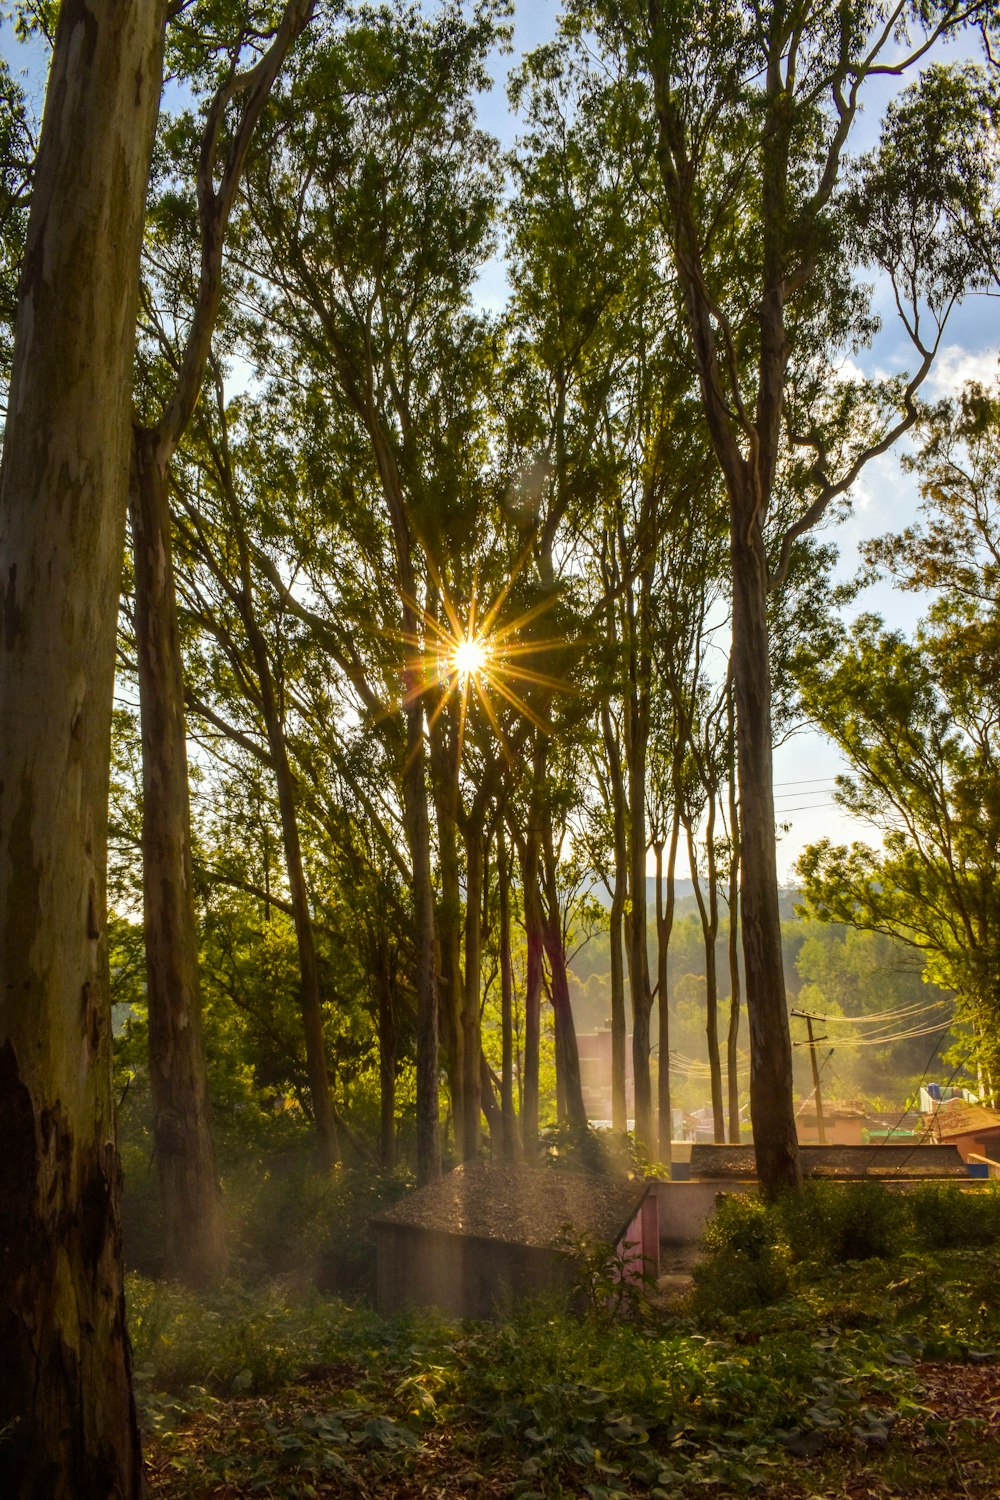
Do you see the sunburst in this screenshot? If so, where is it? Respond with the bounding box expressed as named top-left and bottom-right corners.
top-left (395, 548), bottom-right (574, 762)
top-left (451, 633), bottom-right (490, 683)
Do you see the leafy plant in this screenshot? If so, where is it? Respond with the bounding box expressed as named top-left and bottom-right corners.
top-left (778, 1179), bottom-right (908, 1266)
top-left (691, 1192), bottom-right (790, 1317)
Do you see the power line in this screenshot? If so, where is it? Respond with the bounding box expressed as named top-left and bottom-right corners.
top-left (773, 776), bottom-right (839, 787)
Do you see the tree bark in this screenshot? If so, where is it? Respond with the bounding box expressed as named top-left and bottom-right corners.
top-left (730, 519), bottom-right (800, 1191)
top-left (519, 821), bottom-right (543, 1160)
top-left (244, 598), bottom-right (340, 1168)
top-left (624, 561), bottom-right (654, 1151)
top-left (687, 800), bottom-right (725, 1142)
top-left (375, 928), bottom-right (397, 1169)
top-left (130, 431), bottom-right (226, 1284)
top-left (601, 703), bottom-right (629, 1134)
top-left (0, 2), bottom-right (164, 1492)
top-left (540, 814), bottom-right (588, 1132)
top-left (497, 832), bottom-right (518, 1160)
top-left (459, 814), bottom-right (485, 1157)
top-left (726, 682), bottom-right (742, 1144)
top-left (655, 811), bottom-right (680, 1162)
top-left (428, 707), bottom-right (465, 1152)
top-left (402, 703), bottom-right (441, 1186)
top-left (626, 725), bottom-right (653, 1148)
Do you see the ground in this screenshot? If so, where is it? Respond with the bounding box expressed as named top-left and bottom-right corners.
top-left (131, 1207), bottom-right (1000, 1500)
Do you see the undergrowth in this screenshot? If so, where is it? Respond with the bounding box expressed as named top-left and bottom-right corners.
top-left (131, 1223), bottom-right (1000, 1498)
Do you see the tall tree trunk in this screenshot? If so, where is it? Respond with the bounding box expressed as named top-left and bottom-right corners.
top-left (519, 823), bottom-right (543, 1160)
top-left (0, 2), bottom-right (164, 1492)
top-left (256, 652), bottom-right (339, 1167)
top-left (402, 705), bottom-right (441, 1185)
top-left (498, 831), bottom-right (518, 1160)
top-left (130, 432), bottom-right (226, 1285)
top-left (459, 815), bottom-right (485, 1158)
top-left (687, 805), bottom-right (725, 1142)
top-left (624, 547), bottom-right (654, 1149)
top-left (375, 926), bottom-right (397, 1170)
top-left (428, 709), bottom-right (465, 1152)
top-left (128, 0), bottom-right (312, 1279)
top-left (726, 680), bottom-right (742, 1144)
top-left (541, 817), bottom-right (588, 1131)
top-left (731, 520), bottom-right (799, 1191)
top-left (601, 703), bottom-right (629, 1133)
top-left (655, 810), bottom-right (680, 1161)
top-left (221, 498), bottom-right (340, 1166)
top-left (626, 711), bottom-right (653, 1149)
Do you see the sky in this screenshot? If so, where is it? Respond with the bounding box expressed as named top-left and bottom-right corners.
top-left (3, 2), bottom-right (997, 884)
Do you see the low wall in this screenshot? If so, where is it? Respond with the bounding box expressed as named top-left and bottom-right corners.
top-left (653, 1179), bottom-right (756, 1246)
top-left (374, 1221), bottom-right (574, 1319)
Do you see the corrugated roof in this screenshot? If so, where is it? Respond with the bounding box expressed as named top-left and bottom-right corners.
top-left (373, 1162), bottom-right (648, 1250)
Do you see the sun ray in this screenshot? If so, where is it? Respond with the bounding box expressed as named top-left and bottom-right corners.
top-left (485, 673), bottom-right (554, 733)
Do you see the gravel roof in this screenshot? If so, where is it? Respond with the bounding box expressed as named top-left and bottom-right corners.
top-left (373, 1162), bottom-right (649, 1250)
top-left (931, 1100), bottom-right (1000, 1138)
top-left (689, 1142), bottom-right (968, 1179)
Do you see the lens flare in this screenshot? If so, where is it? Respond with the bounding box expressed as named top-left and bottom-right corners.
top-left (452, 635), bottom-right (488, 681)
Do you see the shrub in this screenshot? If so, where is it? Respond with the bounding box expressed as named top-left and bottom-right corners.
top-left (691, 1193), bottom-right (790, 1318)
top-left (908, 1182), bottom-right (1000, 1250)
top-left (778, 1179), bottom-right (907, 1266)
top-left (224, 1152), bottom-right (412, 1292)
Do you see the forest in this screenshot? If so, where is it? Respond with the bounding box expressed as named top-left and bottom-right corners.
top-left (1, 0), bottom-right (999, 1495)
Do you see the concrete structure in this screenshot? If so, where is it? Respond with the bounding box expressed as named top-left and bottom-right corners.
top-left (654, 1179), bottom-right (755, 1244)
top-left (373, 1163), bottom-right (659, 1319)
top-left (576, 1029), bottom-right (634, 1120)
top-left (796, 1101), bottom-right (867, 1146)
top-left (687, 1142), bottom-right (968, 1180)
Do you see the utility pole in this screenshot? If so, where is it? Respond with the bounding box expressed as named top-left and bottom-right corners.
top-left (791, 1009), bottom-right (828, 1145)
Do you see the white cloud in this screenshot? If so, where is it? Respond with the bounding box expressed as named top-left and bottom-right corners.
top-left (926, 343), bottom-right (1000, 399)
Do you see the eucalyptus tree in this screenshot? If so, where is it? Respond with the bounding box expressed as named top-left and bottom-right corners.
top-left (237, 0), bottom-right (519, 1172)
top-left (561, 0), bottom-right (1000, 1190)
top-left (0, 1), bottom-right (165, 1490)
top-left (508, 39), bottom-right (669, 1149)
top-left (177, 369), bottom-right (350, 1164)
top-left (127, 0), bottom-right (314, 1283)
top-left (798, 382), bottom-right (1000, 1092)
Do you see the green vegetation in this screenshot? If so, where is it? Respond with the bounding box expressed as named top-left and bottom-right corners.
top-left (132, 1182), bottom-right (1000, 1499)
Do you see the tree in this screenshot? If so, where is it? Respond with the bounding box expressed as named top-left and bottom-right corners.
top-left (798, 383), bottom-right (1000, 1095)
top-left (562, 0), bottom-right (1000, 1190)
top-left (238, 0), bottom-right (515, 1176)
top-left (0, 1), bottom-right (165, 1491)
top-left (129, 0), bottom-right (314, 1282)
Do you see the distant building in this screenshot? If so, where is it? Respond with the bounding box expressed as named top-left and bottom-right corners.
top-left (576, 1028), bottom-right (634, 1120)
top-left (925, 1097), bottom-right (1000, 1163)
top-left (796, 1099), bottom-right (867, 1146)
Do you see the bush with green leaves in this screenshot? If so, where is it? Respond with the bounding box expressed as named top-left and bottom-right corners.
top-left (907, 1181), bottom-right (1000, 1250)
top-left (778, 1178), bottom-right (908, 1266)
top-left (690, 1192), bottom-right (791, 1318)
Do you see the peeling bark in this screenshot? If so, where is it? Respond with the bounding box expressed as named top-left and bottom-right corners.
top-left (0, 1), bottom-right (165, 1490)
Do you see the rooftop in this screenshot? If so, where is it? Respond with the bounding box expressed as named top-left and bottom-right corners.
top-left (373, 1162), bottom-right (648, 1250)
top-left (929, 1099), bottom-right (1000, 1138)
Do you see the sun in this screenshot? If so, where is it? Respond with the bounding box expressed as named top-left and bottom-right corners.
top-left (452, 634), bottom-right (489, 681)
